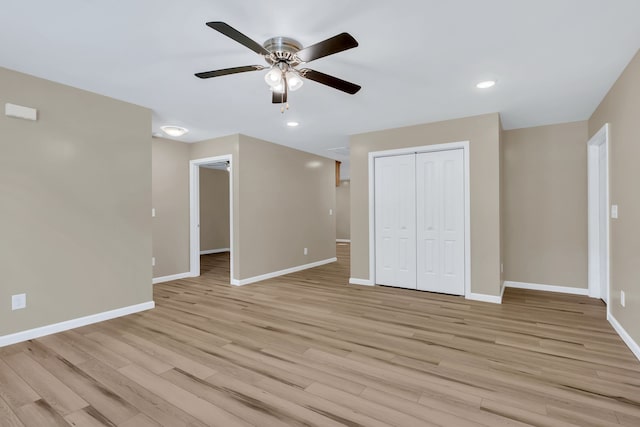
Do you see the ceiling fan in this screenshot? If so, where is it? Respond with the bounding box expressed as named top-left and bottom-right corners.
top-left (195, 22), bottom-right (361, 108)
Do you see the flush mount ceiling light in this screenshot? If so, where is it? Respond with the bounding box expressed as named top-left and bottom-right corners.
top-left (286, 121), bottom-right (299, 127)
top-left (195, 22), bottom-right (361, 112)
top-left (160, 125), bottom-right (189, 137)
top-left (476, 80), bottom-right (496, 89)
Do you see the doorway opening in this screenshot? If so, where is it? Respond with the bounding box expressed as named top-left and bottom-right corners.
top-left (189, 155), bottom-right (235, 284)
top-left (587, 123), bottom-right (610, 303)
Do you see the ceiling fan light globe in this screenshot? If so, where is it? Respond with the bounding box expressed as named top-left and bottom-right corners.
top-left (272, 82), bottom-right (286, 93)
top-left (264, 68), bottom-right (283, 87)
top-left (286, 72), bottom-right (304, 91)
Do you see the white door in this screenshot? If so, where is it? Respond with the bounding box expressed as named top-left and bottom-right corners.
top-left (598, 143), bottom-right (609, 303)
top-left (374, 154), bottom-right (417, 289)
top-left (416, 149), bottom-right (465, 295)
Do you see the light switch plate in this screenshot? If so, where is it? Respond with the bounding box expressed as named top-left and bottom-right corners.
top-left (611, 205), bottom-right (618, 219)
top-left (12, 294), bottom-right (26, 310)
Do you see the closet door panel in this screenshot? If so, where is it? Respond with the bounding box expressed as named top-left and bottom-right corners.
top-left (374, 154), bottom-right (416, 289)
top-left (416, 149), bottom-right (465, 295)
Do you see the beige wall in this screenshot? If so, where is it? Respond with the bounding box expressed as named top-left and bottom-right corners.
top-left (199, 168), bottom-right (230, 251)
top-left (336, 180), bottom-right (351, 240)
top-left (237, 135), bottom-right (336, 279)
top-left (0, 67), bottom-right (152, 337)
top-left (502, 122), bottom-right (589, 288)
top-left (589, 49), bottom-right (640, 345)
top-left (152, 137), bottom-right (190, 278)
top-left (350, 113), bottom-right (502, 296)
top-left (152, 133), bottom-right (336, 282)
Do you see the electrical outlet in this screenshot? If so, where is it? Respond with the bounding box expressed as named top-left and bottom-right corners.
top-left (329, 209), bottom-right (333, 216)
top-left (621, 290), bottom-right (626, 307)
top-left (152, 208), bottom-right (156, 217)
top-left (152, 257), bottom-right (156, 267)
top-left (12, 294), bottom-right (26, 311)
top-left (304, 248), bottom-right (308, 255)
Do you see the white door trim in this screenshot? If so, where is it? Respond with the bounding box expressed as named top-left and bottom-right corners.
top-left (189, 155), bottom-right (235, 284)
top-left (587, 123), bottom-right (610, 303)
top-left (368, 141), bottom-right (471, 297)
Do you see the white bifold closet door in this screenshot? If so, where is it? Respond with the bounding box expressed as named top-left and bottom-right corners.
top-left (416, 149), bottom-right (464, 295)
top-left (374, 154), bottom-right (417, 289)
top-left (374, 149), bottom-right (464, 295)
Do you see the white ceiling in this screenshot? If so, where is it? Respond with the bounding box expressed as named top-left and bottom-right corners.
top-left (2, 0), bottom-right (639, 173)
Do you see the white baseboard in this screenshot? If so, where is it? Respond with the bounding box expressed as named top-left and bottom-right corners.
top-left (231, 258), bottom-right (337, 286)
top-left (336, 239), bottom-right (351, 243)
top-left (0, 301), bottom-right (155, 348)
top-left (608, 313), bottom-right (640, 362)
top-left (466, 292), bottom-right (502, 304)
top-left (504, 281), bottom-right (589, 296)
top-left (349, 278), bottom-right (374, 286)
top-left (152, 272), bottom-right (192, 284)
top-left (200, 248), bottom-right (230, 255)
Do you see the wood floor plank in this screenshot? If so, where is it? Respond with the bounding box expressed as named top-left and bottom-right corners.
top-left (85, 332), bottom-right (173, 375)
top-left (14, 400), bottom-right (70, 427)
top-left (19, 339), bottom-right (138, 425)
top-left (64, 406), bottom-right (116, 427)
top-left (1, 244), bottom-right (639, 426)
top-left (205, 372), bottom-right (356, 427)
top-left (0, 358), bottom-right (40, 409)
top-left (160, 368), bottom-right (292, 427)
top-left (4, 352), bottom-right (88, 416)
top-left (37, 334), bottom-right (90, 366)
top-left (118, 364), bottom-right (250, 427)
top-left (55, 330), bottom-right (131, 370)
top-left (0, 395), bottom-right (25, 427)
top-left (253, 375), bottom-right (392, 427)
top-left (224, 343), bottom-right (366, 395)
top-left (77, 358), bottom-right (208, 427)
top-left (119, 413), bottom-right (161, 427)
top-left (305, 382), bottom-right (432, 426)
top-left (118, 332), bottom-right (217, 380)
top-left (361, 386), bottom-right (514, 427)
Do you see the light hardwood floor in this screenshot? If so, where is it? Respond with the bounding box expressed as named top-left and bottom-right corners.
top-left (1, 244), bottom-right (640, 426)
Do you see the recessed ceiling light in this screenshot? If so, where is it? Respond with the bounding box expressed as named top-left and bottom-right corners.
top-left (287, 121), bottom-right (299, 127)
top-left (476, 80), bottom-right (496, 89)
top-left (160, 125), bottom-right (189, 137)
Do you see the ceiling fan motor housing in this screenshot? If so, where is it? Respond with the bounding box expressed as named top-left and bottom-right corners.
top-left (263, 36), bottom-right (303, 66)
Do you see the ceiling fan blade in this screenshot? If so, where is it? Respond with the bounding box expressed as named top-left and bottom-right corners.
top-left (272, 90), bottom-right (288, 104)
top-left (206, 22), bottom-right (270, 56)
top-left (195, 65), bottom-right (264, 79)
top-left (296, 33), bottom-right (358, 63)
top-left (299, 69), bottom-right (361, 94)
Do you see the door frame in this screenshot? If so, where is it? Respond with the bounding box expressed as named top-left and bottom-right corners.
top-left (368, 141), bottom-right (471, 297)
top-left (189, 155), bottom-right (235, 284)
top-left (587, 123), bottom-right (610, 302)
